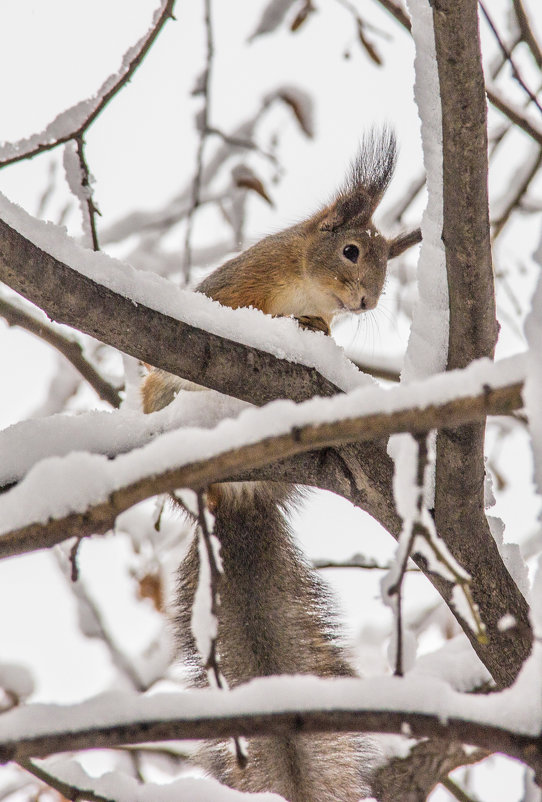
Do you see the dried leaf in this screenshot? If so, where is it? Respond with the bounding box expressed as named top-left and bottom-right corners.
top-left (290, 0), bottom-right (315, 31)
top-left (138, 571), bottom-right (164, 613)
top-left (276, 88), bottom-right (314, 138)
top-left (232, 165), bottom-right (274, 206)
top-left (357, 20), bottom-right (383, 66)
top-left (248, 0), bottom-right (298, 40)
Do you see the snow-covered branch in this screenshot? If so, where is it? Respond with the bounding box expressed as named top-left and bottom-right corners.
top-left (0, 356), bottom-right (525, 558)
top-left (0, 0), bottom-right (176, 167)
top-left (1, 669), bottom-right (542, 775)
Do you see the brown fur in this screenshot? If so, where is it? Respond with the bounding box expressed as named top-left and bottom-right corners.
top-left (142, 130), bottom-right (407, 800)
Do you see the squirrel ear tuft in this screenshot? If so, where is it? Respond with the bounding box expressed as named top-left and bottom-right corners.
top-left (319, 190), bottom-right (372, 232)
top-left (320, 127), bottom-right (397, 232)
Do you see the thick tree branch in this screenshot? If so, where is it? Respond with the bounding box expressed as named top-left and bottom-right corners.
top-left (1, 691), bottom-right (541, 777)
top-left (431, 0), bottom-right (532, 689)
top-left (372, 0), bottom-right (542, 147)
top-left (0, 374), bottom-right (523, 559)
top-left (0, 216), bottom-right (338, 406)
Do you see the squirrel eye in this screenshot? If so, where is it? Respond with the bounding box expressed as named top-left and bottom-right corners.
top-left (343, 244), bottom-right (359, 263)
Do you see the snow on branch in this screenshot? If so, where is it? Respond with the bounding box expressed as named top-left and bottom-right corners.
top-left (0, 0), bottom-right (176, 168)
top-left (2, 667), bottom-right (542, 773)
top-left (20, 757), bottom-right (283, 802)
top-left (0, 355), bottom-right (525, 559)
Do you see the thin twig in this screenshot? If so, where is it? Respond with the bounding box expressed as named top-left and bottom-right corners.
top-left (479, 1), bottom-right (542, 115)
top-left (314, 555), bottom-right (419, 570)
top-left (371, 0), bottom-right (542, 147)
top-left (74, 135), bottom-right (100, 251)
top-left (55, 550), bottom-right (148, 693)
top-left (441, 775), bottom-right (480, 802)
top-left (371, 0), bottom-right (411, 31)
top-left (183, 0), bottom-right (215, 276)
top-left (486, 86), bottom-right (542, 146)
top-left (0, 294), bottom-right (122, 408)
top-left (195, 491), bottom-right (248, 769)
top-left (19, 758), bottom-right (114, 802)
top-left (492, 146), bottom-right (542, 237)
top-left (206, 126), bottom-right (279, 166)
top-left (388, 434), bottom-right (428, 677)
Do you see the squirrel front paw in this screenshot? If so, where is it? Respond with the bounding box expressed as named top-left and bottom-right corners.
top-left (295, 315), bottom-right (330, 336)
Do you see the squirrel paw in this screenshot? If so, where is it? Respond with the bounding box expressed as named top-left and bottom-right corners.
top-left (295, 315), bottom-right (330, 336)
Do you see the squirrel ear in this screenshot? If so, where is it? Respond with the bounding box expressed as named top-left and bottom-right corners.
top-left (320, 128), bottom-right (397, 233)
top-left (388, 228), bottom-right (422, 259)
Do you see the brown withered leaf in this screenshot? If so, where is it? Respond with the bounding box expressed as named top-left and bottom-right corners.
top-left (290, 0), bottom-right (315, 31)
top-left (357, 20), bottom-right (383, 65)
top-left (232, 165), bottom-right (274, 206)
top-left (138, 571), bottom-right (164, 613)
top-left (276, 89), bottom-right (314, 138)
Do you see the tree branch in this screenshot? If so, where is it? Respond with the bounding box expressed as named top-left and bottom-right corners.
top-left (0, 215), bottom-right (339, 407)
top-left (486, 86), bottom-right (542, 146)
top-left (0, 293), bottom-right (121, 408)
top-left (512, 0), bottom-right (542, 68)
top-left (1, 686), bottom-right (541, 777)
top-left (0, 371), bottom-right (523, 559)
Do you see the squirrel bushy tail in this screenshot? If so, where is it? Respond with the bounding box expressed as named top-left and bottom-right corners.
top-left (141, 130), bottom-right (416, 799)
top-left (177, 483), bottom-right (370, 801)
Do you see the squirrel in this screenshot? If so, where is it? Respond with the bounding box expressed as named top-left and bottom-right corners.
top-left (142, 129), bottom-right (418, 801)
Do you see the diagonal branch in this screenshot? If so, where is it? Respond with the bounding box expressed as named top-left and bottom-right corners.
top-left (0, 293), bottom-right (121, 408)
top-left (0, 215), bottom-right (339, 406)
top-left (0, 0), bottom-right (177, 169)
top-left (512, 0), bottom-right (542, 68)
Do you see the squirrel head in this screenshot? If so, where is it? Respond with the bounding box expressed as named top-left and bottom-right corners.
top-left (300, 128), bottom-right (415, 322)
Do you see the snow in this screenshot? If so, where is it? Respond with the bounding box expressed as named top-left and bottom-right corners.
top-left (0, 662), bottom-right (34, 702)
top-left (62, 140), bottom-right (94, 249)
top-left (38, 757), bottom-right (286, 801)
top-left (524, 238), bottom-right (542, 495)
top-left (403, 0), bottom-right (448, 382)
top-left (0, 354), bottom-right (527, 538)
top-left (2, 659), bottom-right (542, 748)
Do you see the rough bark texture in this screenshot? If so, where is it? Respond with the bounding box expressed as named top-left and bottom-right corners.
top-left (431, 0), bottom-right (532, 688)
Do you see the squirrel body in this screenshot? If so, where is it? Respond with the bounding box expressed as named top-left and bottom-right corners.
top-left (142, 131), bottom-right (416, 801)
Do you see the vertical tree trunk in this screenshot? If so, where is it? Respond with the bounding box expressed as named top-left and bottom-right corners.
top-left (431, 0), bottom-right (532, 686)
